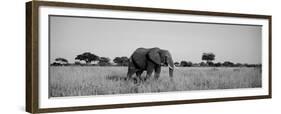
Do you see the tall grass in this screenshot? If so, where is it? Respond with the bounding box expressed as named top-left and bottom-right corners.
top-left (49, 66), bottom-right (261, 97)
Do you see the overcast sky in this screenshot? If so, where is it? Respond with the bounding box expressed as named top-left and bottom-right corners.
top-left (50, 16), bottom-right (262, 64)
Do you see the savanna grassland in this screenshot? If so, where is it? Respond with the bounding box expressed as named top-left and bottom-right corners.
top-left (49, 66), bottom-right (261, 97)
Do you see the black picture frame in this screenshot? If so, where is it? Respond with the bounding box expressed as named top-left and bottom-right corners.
top-left (26, 1), bottom-right (272, 113)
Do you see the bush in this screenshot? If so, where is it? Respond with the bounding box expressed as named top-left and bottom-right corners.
top-left (51, 62), bottom-right (62, 66)
top-left (222, 61), bottom-right (234, 67)
top-left (214, 62), bottom-right (222, 67)
top-left (200, 62), bottom-right (207, 67)
top-left (180, 61), bottom-right (192, 67)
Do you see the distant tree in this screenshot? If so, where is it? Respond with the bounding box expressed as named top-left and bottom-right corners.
top-left (193, 63), bottom-right (200, 67)
top-left (51, 62), bottom-right (62, 66)
top-left (52, 57), bottom-right (68, 66)
top-left (187, 61), bottom-right (193, 67)
top-left (174, 62), bottom-right (180, 67)
top-left (98, 57), bottom-right (111, 66)
top-left (202, 53), bottom-right (215, 65)
top-left (55, 58), bottom-right (68, 63)
top-left (256, 64), bottom-right (262, 67)
top-left (214, 62), bottom-right (222, 67)
top-left (208, 62), bottom-right (214, 66)
top-left (234, 63), bottom-right (243, 67)
top-left (243, 63), bottom-right (249, 67)
top-left (180, 61), bottom-right (188, 67)
top-left (75, 52), bottom-right (99, 64)
top-left (200, 62), bottom-right (207, 67)
top-left (180, 61), bottom-right (192, 67)
top-left (244, 64), bottom-right (260, 67)
top-left (113, 56), bottom-right (129, 66)
top-left (74, 61), bottom-right (82, 65)
top-left (222, 61), bottom-right (234, 67)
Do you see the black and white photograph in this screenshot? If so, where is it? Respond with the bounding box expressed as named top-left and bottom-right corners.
top-left (49, 15), bottom-right (262, 97)
top-left (25, 1), bottom-right (272, 113)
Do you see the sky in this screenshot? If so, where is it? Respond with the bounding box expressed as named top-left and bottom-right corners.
top-left (50, 15), bottom-right (262, 64)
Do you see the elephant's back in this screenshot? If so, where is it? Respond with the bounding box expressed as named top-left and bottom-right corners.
top-left (133, 48), bottom-right (149, 58)
top-left (135, 48), bottom-right (149, 53)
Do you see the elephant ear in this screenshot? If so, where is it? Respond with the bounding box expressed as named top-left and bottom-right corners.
top-left (148, 48), bottom-right (161, 65)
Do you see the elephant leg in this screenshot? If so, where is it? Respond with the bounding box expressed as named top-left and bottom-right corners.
top-left (154, 66), bottom-right (161, 79)
top-left (136, 70), bottom-right (143, 79)
top-left (145, 62), bottom-right (155, 80)
top-left (145, 69), bottom-right (154, 81)
top-left (127, 69), bottom-right (136, 80)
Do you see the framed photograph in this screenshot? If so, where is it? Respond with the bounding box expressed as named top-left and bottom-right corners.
top-left (26, 1), bottom-right (272, 113)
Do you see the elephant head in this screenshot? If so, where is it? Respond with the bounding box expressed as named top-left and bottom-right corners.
top-left (148, 48), bottom-right (174, 77)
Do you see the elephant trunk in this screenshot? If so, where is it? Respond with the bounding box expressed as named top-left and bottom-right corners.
top-left (169, 67), bottom-right (173, 77)
top-left (168, 58), bottom-right (174, 77)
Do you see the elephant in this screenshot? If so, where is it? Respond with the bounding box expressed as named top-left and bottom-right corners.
top-left (127, 47), bottom-right (174, 81)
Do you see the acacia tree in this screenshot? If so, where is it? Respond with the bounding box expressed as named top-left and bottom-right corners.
top-left (75, 52), bottom-right (99, 64)
top-left (52, 57), bottom-right (68, 66)
top-left (55, 57), bottom-right (68, 63)
top-left (113, 56), bottom-right (129, 66)
top-left (98, 57), bottom-right (111, 66)
top-left (202, 53), bottom-right (215, 66)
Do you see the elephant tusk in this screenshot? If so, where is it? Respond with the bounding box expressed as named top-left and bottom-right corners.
top-left (168, 64), bottom-right (174, 69)
top-left (173, 65), bottom-right (178, 70)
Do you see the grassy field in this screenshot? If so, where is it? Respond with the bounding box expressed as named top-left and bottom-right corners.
top-left (49, 66), bottom-right (261, 97)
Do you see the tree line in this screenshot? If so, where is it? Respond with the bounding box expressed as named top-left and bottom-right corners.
top-left (51, 52), bottom-right (129, 66)
top-left (175, 53), bottom-right (261, 67)
top-left (51, 52), bottom-right (261, 67)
